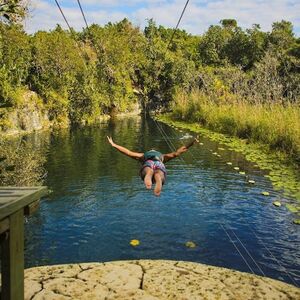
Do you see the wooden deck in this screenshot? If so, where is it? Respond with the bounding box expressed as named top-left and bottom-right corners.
top-left (0, 186), bottom-right (48, 300)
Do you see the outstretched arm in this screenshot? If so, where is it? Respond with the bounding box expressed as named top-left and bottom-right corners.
top-left (163, 137), bottom-right (199, 163)
top-left (107, 136), bottom-right (144, 160)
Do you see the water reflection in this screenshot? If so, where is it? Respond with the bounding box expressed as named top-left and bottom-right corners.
top-left (0, 134), bottom-right (49, 186)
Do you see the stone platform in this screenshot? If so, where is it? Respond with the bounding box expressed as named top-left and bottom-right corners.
top-left (25, 260), bottom-right (299, 300)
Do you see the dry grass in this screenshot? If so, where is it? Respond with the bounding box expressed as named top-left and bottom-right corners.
top-left (171, 89), bottom-right (300, 162)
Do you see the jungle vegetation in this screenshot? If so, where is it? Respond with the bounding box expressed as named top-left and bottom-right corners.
top-left (0, 7), bottom-right (299, 165)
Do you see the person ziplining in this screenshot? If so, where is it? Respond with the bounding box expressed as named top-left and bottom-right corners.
top-left (107, 136), bottom-right (198, 196)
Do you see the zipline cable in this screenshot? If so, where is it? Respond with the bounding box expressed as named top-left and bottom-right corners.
top-left (148, 0), bottom-right (257, 274)
top-left (76, 0), bottom-right (89, 29)
top-left (161, 121), bottom-right (299, 284)
top-left (54, 0), bottom-right (72, 31)
top-left (153, 118), bottom-right (255, 275)
top-left (54, 0), bottom-right (298, 285)
top-left (154, 118), bottom-right (199, 162)
top-left (163, 0), bottom-right (190, 56)
top-left (229, 227), bottom-right (265, 276)
top-left (156, 0), bottom-right (191, 78)
top-left (75, 0), bottom-right (114, 82)
top-left (53, 0), bottom-right (89, 71)
top-left (220, 224), bottom-right (255, 274)
top-left (246, 224), bottom-right (299, 286)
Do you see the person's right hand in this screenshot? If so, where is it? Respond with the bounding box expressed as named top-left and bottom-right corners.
top-left (107, 136), bottom-right (115, 147)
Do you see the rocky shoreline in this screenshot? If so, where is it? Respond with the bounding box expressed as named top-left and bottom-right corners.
top-left (0, 91), bottom-right (142, 137)
top-left (25, 260), bottom-right (299, 300)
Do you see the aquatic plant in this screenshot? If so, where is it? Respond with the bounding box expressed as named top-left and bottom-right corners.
top-left (157, 115), bottom-right (300, 217)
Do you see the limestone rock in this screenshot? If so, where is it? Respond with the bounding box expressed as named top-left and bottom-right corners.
top-left (78, 262), bottom-right (143, 291)
top-left (24, 260), bottom-right (300, 300)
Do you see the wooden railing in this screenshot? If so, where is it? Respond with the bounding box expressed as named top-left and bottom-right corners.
top-left (0, 187), bottom-right (47, 300)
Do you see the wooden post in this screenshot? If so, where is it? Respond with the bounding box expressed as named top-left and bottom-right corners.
top-left (1, 209), bottom-right (24, 300)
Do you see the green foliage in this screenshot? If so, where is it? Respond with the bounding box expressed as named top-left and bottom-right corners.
top-left (220, 19), bottom-right (237, 29)
top-left (199, 24), bottom-right (232, 65)
top-left (85, 20), bottom-right (145, 112)
top-left (0, 17), bottom-right (299, 130)
top-left (0, 138), bottom-right (46, 186)
top-left (171, 88), bottom-right (300, 163)
top-left (30, 26), bottom-right (85, 95)
top-left (141, 20), bottom-right (199, 108)
top-left (0, 0), bottom-right (28, 24)
top-left (0, 23), bottom-right (30, 86)
top-left (268, 20), bottom-right (294, 51)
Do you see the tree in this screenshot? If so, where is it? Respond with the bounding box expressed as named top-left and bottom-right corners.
top-left (0, 0), bottom-right (28, 24)
top-left (198, 25), bottom-right (232, 65)
top-left (0, 23), bottom-right (31, 108)
top-left (220, 19), bottom-right (237, 29)
top-left (268, 20), bottom-right (294, 51)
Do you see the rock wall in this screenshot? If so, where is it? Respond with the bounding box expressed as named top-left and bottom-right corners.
top-left (1, 91), bottom-right (51, 136)
top-left (0, 90), bottom-right (142, 136)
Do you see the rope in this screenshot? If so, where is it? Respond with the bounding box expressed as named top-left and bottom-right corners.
top-left (54, 0), bottom-right (298, 286)
top-left (229, 227), bottom-right (266, 276)
top-left (156, 0), bottom-right (191, 77)
top-left (163, 0), bottom-right (190, 57)
top-left (220, 224), bottom-right (255, 274)
top-left (74, 0), bottom-right (111, 78)
top-left (246, 224), bottom-right (299, 286)
top-left (159, 120), bottom-right (299, 285)
top-left (53, 0), bottom-right (89, 70)
top-left (76, 0), bottom-right (89, 29)
top-left (185, 131), bottom-right (299, 287)
top-left (153, 119), bottom-right (187, 165)
top-left (155, 117), bottom-right (199, 162)
top-left (54, 0), bottom-right (72, 31)
top-left (152, 117), bottom-right (256, 274)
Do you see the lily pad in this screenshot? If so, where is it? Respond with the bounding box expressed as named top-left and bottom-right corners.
top-left (212, 152), bottom-right (218, 155)
top-left (273, 201), bottom-right (281, 207)
top-left (218, 147), bottom-right (225, 151)
top-left (248, 180), bottom-right (256, 184)
top-left (158, 116), bottom-right (300, 203)
top-left (261, 191), bottom-right (270, 196)
top-left (239, 171), bottom-right (246, 175)
top-left (293, 219), bottom-right (300, 225)
top-left (226, 162), bottom-right (233, 165)
top-left (234, 167), bottom-right (240, 171)
top-left (185, 241), bottom-right (196, 248)
top-left (199, 142), bottom-right (204, 145)
top-left (130, 239), bottom-right (140, 247)
top-left (286, 204), bottom-right (299, 213)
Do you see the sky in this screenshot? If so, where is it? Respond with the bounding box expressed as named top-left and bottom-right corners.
top-left (24, 0), bottom-right (300, 36)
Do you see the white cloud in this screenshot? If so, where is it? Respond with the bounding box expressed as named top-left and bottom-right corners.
top-left (24, 0), bottom-right (300, 35)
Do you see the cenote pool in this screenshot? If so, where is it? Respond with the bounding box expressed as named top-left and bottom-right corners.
top-left (25, 116), bottom-right (300, 286)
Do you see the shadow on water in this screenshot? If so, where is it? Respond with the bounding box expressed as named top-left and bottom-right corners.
top-left (21, 115), bottom-right (300, 286)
